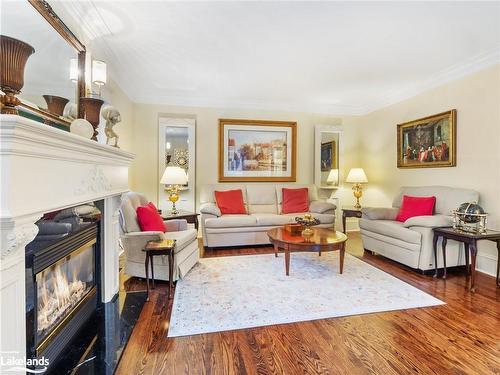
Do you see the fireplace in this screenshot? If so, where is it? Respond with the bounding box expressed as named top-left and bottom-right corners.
top-left (26, 216), bottom-right (101, 370)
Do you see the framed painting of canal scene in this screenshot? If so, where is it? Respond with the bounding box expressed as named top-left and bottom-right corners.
top-left (218, 119), bottom-right (297, 182)
top-left (397, 110), bottom-right (456, 169)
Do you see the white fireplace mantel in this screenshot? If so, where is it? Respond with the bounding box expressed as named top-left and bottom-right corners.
top-left (0, 114), bottom-right (135, 369)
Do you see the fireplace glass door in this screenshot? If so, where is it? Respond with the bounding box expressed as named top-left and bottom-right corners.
top-left (36, 241), bottom-right (96, 348)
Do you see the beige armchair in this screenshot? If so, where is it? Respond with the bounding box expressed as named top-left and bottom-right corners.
top-left (119, 192), bottom-right (199, 281)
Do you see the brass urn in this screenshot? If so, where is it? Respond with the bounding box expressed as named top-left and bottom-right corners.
top-left (0, 35), bottom-right (35, 114)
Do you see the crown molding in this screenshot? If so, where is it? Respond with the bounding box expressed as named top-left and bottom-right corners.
top-left (357, 47), bottom-right (500, 115)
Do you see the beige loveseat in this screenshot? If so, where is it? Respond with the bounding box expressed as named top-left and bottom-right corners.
top-left (119, 192), bottom-right (199, 281)
top-left (360, 186), bottom-right (479, 272)
top-left (200, 184), bottom-right (336, 248)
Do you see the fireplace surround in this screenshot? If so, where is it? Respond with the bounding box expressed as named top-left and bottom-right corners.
top-left (0, 114), bottom-right (134, 372)
top-left (26, 220), bottom-right (100, 368)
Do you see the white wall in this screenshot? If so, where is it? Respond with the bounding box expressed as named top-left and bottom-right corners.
top-left (356, 64), bottom-right (500, 275)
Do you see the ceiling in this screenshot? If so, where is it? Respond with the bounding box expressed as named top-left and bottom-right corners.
top-left (54, 1), bottom-right (500, 115)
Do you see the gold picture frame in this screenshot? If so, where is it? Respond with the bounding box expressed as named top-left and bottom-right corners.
top-left (218, 119), bottom-right (297, 182)
top-left (397, 110), bottom-right (457, 169)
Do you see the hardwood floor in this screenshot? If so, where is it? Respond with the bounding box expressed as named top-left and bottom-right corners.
top-left (116, 232), bottom-right (500, 375)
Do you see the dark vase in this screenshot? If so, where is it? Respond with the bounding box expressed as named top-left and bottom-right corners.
top-left (43, 95), bottom-right (69, 116)
top-left (0, 35), bottom-right (35, 115)
top-left (79, 97), bottom-right (104, 141)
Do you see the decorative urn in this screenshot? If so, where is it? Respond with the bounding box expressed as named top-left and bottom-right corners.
top-left (295, 213), bottom-right (320, 239)
top-left (43, 95), bottom-right (69, 116)
top-left (79, 97), bottom-right (104, 141)
top-left (0, 35), bottom-right (35, 114)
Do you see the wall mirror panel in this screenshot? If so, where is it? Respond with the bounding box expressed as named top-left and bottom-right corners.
top-left (1, 0), bottom-right (85, 128)
top-left (314, 125), bottom-right (342, 189)
top-left (158, 117), bottom-right (196, 213)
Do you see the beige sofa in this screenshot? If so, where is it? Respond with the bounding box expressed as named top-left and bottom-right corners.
top-left (360, 186), bottom-right (479, 272)
top-left (119, 192), bottom-right (199, 281)
top-left (200, 184), bottom-right (336, 248)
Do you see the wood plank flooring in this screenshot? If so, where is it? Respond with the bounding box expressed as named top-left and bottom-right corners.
top-left (116, 232), bottom-right (500, 375)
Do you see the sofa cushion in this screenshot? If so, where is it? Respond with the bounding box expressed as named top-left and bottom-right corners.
top-left (246, 185), bottom-right (278, 214)
top-left (251, 213), bottom-right (294, 226)
top-left (136, 203), bottom-right (166, 232)
top-left (309, 201), bottom-right (336, 214)
top-left (402, 215), bottom-right (453, 228)
top-left (362, 207), bottom-right (399, 220)
top-left (200, 184), bottom-right (248, 204)
top-left (392, 186), bottom-right (479, 216)
top-left (395, 195), bottom-right (436, 222)
top-left (204, 215), bottom-right (257, 228)
top-left (282, 188), bottom-right (309, 214)
top-left (163, 228), bottom-right (198, 253)
top-left (215, 189), bottom-right (247, 214)
top-left (359, 219), bottom-right (421, 245)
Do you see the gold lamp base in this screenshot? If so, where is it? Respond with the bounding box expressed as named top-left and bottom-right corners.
top-left (166, 185), bottom-right (180, 215)
top-left (352, 183), bottom-right (363, 209)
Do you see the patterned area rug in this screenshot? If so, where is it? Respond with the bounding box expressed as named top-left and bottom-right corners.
top-left (168, 253), bottom-right (444, 337)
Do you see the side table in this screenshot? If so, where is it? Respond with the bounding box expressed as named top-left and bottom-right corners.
top-left (143, 239), bottom-right (176, 301)
top-left (342, 207), bottom-right (362, 234)
top-left (432, 227), bottom-right (500, 292)
top-left (162, 210), bottom-right (199, 230)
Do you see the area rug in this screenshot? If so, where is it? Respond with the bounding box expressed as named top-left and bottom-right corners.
top-left (168, 253), bottom-right (444, 337)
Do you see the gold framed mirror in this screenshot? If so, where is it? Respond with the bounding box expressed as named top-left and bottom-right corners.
top-left (1, 0), bottom-right (86, 129)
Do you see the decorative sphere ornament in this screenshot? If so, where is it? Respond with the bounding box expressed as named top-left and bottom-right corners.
top-left (70, 118), bottom-right (94, 139)
top-left (456, 202), bottom-right (485, 224)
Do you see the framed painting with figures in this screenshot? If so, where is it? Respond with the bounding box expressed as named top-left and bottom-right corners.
top-left (397, 110), bottom-right (456, 168)
top-left (321, 141), bottom-right (337, 171)
top-left (218, 119), bottom-right (297, 182)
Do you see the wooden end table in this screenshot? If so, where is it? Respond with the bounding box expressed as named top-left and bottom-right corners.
top-left (432, 227), bottom-right (500, 292)
top-left (162, 210), bottom-right (199, 230)
top-left (342, 207), bottom-right (362, 234)
top-left (143, 239), bottom-right (176, 301)
top-left (267, 227), bottom-right (348, 276)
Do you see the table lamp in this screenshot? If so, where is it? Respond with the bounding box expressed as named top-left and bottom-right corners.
top-left (326, 169), bottom-right (339, 186)
top-left (160, 166), bottom-right (188, 214)
top-left (346, 168), bottom-right (368, 209)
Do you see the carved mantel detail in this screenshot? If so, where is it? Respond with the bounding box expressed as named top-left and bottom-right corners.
top-left (75, 165), bottom-right (113, 196)
top-left (0, 217), bottom-right (40, 268)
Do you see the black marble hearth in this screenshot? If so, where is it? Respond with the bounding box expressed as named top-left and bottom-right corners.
top-left (50, 290), bottom-right (147, 375)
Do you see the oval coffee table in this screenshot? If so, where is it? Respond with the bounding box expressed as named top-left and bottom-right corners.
top-left (267, 227), bottom-right (348, 276)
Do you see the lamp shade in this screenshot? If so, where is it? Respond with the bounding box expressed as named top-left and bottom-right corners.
top-left (161, 166), bottom-right (188, 185)
top-left (346, 168), bottom-right (368, 183)
top-left (92, 60), bottom-right (107, 86)
top-left (326, 169), bottom-right (339, 184)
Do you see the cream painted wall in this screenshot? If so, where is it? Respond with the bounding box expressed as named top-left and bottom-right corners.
top-left (356, 64), bottom-right (500, 275)
top-left (130, 104), bottom-right (362, 214)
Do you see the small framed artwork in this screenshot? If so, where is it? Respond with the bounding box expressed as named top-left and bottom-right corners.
top-left (397, 109), bottom-right (456, 168)
top-left (218, 119), bottom-right (297, 182)
top-left (320, 141), bottom-right (337, 171)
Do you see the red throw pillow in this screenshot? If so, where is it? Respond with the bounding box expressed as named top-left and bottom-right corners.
top-left (282, 188), bottom-right (309, 214)
top-left (395, 195), bottom-right (436, 222)
top-left (136, 202), bottom-right (166, 232)
top-left (214, 189), bottom-right (247, 215)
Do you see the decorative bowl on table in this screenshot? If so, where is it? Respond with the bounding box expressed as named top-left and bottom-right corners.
top-left (295, 214), bottom-right (320, 239)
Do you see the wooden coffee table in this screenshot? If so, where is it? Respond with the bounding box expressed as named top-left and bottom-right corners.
top-left (267, 227), bottom-right (348, 276)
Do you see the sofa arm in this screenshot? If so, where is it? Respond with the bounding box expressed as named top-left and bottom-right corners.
top-left (164, 219), bottom-right (187, 232)
top-left (121, 231), bottom-right (165, 253)
top-left (402, 215), bottom-right (453, 228)
top-left (361, 207), bottom-right (399, 220)
top-left (309, 201), bottom-right (336, 214)
top-left (200, 202), bottom-right (221, 217)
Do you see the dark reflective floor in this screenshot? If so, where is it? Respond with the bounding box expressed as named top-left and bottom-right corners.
top-left (52, 290), bottom-right (146, 375)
